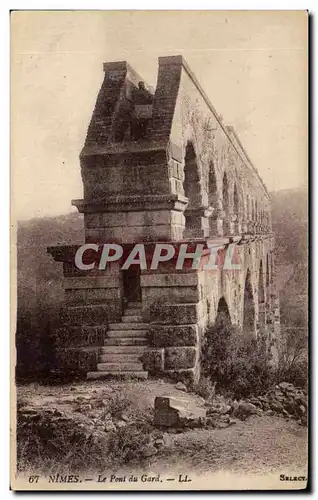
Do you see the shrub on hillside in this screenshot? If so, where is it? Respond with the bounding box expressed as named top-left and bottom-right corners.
top-left (201, 313), bottom-right (275, 398)
top-left (276, 326), bottom-right (308, 390)
top-left (201, 314), bottom-right (307, 399)
top-left (107, 423), bottom-right (153, 464)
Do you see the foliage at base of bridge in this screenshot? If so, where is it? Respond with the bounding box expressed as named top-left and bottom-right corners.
top-left (201, 313), bottom-right (307, 399)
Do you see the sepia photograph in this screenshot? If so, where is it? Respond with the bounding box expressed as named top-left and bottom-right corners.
top-left (10, 10), bottom-right (308, 491)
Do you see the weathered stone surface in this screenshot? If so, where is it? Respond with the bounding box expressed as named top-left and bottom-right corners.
top-left (55, 326), bottom-right (106, 348)
top-left (55, 347), bottom-right (100, 375)
top-left (141, 348), bottom-right (164, 374)
top-left (239, 383), bottom-right (308, 425)
top-left (232, 401), bottom-right (260, 421)
top-left (154, 395), bottom-right (206, 428)
top-left (143, 286), bottom-right (199, 304)
top-left (150, 303), bottom-right (200, 325)
top-left (150, 325), bottom-right (198, 347)
top-left (64, 276), bottom-right (120, 289)
top-left (141, 273), bottom-right (198, 287)
top-left (164, 347), bottom-right (197, 370)
top-left (62, 304), bottom-right (110, 326)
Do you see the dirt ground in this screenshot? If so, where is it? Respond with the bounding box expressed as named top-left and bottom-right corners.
top-left (16, 379), bottom-right (308, 480)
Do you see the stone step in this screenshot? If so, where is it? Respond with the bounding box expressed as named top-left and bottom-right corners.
top-left (87, 371), bottom-right (148, 380)
top-left (122, 315), bottom-right (143, 323)
top-left (124, 308), bottom-right (142, 316)
top-left (97, 362), bottom-right (144, 372)
top-left (107, 330), bottom-right (148, 338)
top-left (108, 322), bottom-right (148, 330)
top-left (104, 337), bottom-right (148, 346)
top-left (127, 302), bottom-right (142, 309)
top-left (100, 345), bottom-right (148, 354)
top-left (99, 353), bottom-right (143, 363)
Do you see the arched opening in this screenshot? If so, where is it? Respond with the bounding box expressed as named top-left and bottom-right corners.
top-left (216, 296), bottom-right (231, 324)
top-left (245, 194), bottom-right (250, 220)
top-left (243, 269), bottom-right (255, 338)
top-left (222, 172), bottom-right (230, 235)
top-left (184, 142), bottom-right (201, 207)
top-left (183, 142), bottom-right (202, 234)
top-left (233, 183), bottom-right (239, 234)
top-left (245, 194), bottom-right (251, 233)
top-left (260, 209), bottom-right (264, 231)
top-left (258, 260), bottom-right (266, 329)
top-left (208, 161), bottom-right (218, 236)
top-left (264, 211), bottom-right (269, 232)
top-left (242, 195), bottom-right (250, 233)
top-left (254, 200), bottom-right (259, 233)
top-left (250, 198), bottom-right (256, 233)
top-left (208, 162), bottom-right (217, 207)
top-left (266, 256), bottom-right (270, 288)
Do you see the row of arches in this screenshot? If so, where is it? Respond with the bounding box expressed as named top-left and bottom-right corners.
top-left (182, 140), bottom-right (271, 237)
top-left (210, 251), bottom-right (273, 341)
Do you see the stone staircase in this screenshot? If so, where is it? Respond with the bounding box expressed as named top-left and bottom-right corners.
top-left (87, 302), bottom-right (149, 380)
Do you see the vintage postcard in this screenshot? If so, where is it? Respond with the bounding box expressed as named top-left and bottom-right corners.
top-left (10, 10), bottom-right (308, 491)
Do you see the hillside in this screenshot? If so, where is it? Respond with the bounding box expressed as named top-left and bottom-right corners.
top-left (270, 187), bottom-right (308, 327)
top-left (271, 187), bottom-right (307, 266)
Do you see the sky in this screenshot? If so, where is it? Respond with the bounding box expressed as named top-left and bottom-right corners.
top-left (11, 10), bottom-right (308, 220)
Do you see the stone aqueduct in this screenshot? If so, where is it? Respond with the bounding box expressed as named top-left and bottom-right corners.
top-left (49, 55), bottom-right (280, 385)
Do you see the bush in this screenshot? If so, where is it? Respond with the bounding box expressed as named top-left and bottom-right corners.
top-left (201, 313), bottom-right (275, 398)
top-left (17, 390), bottom-right (154, 475)
top-left (201, 314), bottom-right (308, 399)
top-left (106, 392), bottom-right (132, 419)
top-left (17, 410), bottom-right (111, 474)
top-left (193, 377), bottom-right (216, 401)
top-left (107, 423), bottom-right (152, 464)
top-left (276, 326), bottom-right (308, 390)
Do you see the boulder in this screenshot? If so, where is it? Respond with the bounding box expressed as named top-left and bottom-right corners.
top-left (219, 404), bottom-right (232, 415)
top-left (270, 401), bottom-right (284, 413)
top-left (175, 382), bottom-right (188, 392)
top-left (265, 409), bottom-right (274, 416)
top-left (232, 401), bottom-right (259, 421)
top-left (141, 443), bottom-right (158, 458)
top-left (154, 395), bottom-right (206, 428)
top-left (154, 438), bottom-right (165, 449)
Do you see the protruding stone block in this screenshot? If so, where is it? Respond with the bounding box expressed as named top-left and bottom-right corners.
top-left (150, 302), bottom-right (200, 325)
top-left (154, 395), bottom-right (206, 428)
top-left (62, 303), bottom-right (121, 326)
top-left (150, 325), bottom-right (198, 347)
